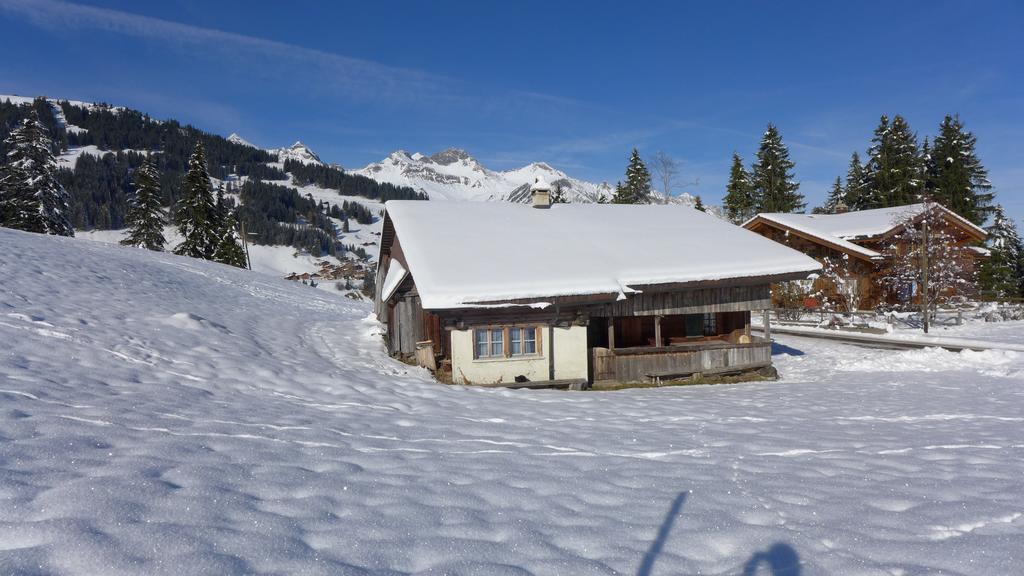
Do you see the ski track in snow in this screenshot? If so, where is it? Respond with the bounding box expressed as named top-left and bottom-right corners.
top-left (1, 228), bottom-right (1024, 575)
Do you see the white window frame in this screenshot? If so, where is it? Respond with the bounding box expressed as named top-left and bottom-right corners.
top-left (472, 326), bottom-right (542, 360)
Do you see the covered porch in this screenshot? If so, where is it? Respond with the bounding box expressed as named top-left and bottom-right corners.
top-left (587, 308), bottom-right (773, 384)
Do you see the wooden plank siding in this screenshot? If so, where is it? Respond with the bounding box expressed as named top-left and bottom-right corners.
top-left (595, 284), bottom-right (771, 317)
top-left (592, 337), bottom-right (772, 383)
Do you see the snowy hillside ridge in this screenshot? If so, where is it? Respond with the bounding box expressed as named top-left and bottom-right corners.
top-left (355, 147), bottom-right (612, 202)
top-left (269, 141), bottom-right (323, 166)
top-left (4, 226), bottom-right (1024, 574)
top-left (1, 94), bottom-right (126, 115)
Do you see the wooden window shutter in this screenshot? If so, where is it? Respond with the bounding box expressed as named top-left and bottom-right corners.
top-left (536, 326), bottom-right (543, 356)
top-left (503, 327), bottom-right (510, 358)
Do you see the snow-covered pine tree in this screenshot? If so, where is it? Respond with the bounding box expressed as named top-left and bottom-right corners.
top-left (978, 205), bottom-right (1024, 298)
top-left (723, 152), bottom-right (756, 222)
top-left (821, 176), bottom-right (845, 214)
top-left (842, 151), bottom-right (865, 209)
top-left (929, 115), bottom-right (994, 226)
top-left (0, 150), bottom-right (38, 232)
top-left (694, 195), bottom-right (706, 212)
top-left (882, 202), bottom-right (976, 323)
top-left (173, 142), bottom-right (220, 259)
top-left (612, 149), bottom-right (652, 204)
top-left (751, 124), bottom-right (803, 213)
top-left (120, 157), bottom-right (167, 251)
top-left (211, 209), bottom-right (248, 268)
top-left (0, 110), bottom-right (73, 236)
top-left (858, 115), bottom-right (921, 210)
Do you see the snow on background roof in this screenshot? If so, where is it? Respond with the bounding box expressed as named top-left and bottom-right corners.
top-left (754, 204), bottom-right (986, 243)
top-left (385, 201), bottom-right (821, 309)
top-left (746, 212), bottom-right (885, 260)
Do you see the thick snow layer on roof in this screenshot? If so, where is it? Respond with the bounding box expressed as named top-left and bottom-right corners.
top-left (757, 204), bottom-right (986, 242)
top-left (385, 201), bottom-right (821, 309)
top-left (747, 212), bottom-right (884, 259)
top-left (380, 259), bottom-right (407, 302)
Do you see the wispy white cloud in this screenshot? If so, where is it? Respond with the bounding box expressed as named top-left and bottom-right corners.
top-left (0, 0), bottom-right (455, 104)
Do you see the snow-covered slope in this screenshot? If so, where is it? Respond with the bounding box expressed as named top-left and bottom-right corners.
top-left (3, 226), bottom-right (1024, 574)
top-left (355, 148), bottom-right (612, 202)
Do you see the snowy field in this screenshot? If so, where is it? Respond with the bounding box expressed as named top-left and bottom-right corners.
top-left (76, 227), bottom-right (354, 292)
top-left (2, 228), bottom-right (1023, 575)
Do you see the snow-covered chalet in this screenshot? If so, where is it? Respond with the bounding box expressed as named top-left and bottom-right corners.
top-left (743, 203), bottom-right (987, 309)
top-left (375, 181), bottom-right (821, 387)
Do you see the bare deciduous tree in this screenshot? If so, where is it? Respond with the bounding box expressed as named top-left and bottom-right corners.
top-left (648, 151), bottom-right (698, 204)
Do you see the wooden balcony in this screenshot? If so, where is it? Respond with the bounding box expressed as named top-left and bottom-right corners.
top-left (591, 335), bottom-right (772, 384)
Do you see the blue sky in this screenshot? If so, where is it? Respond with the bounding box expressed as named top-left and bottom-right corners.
top-left (1, 0), bottom-right (1022, 220)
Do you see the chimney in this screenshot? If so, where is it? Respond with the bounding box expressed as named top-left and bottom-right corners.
top-left (834, 201), bottom-right (849, 214)
top-left (531, 177), bottom-right (551, 209)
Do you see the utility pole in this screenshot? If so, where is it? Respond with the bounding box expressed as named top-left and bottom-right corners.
top-left (921, 198), bottom-right (930, 334)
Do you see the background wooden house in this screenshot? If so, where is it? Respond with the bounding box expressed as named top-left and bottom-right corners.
top-left (374, 185), bottom-right (820, 387)
top-left (743, 203), bottom-right (987, 309)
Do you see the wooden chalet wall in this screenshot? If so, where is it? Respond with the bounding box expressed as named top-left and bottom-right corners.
top-left (752, 225), bottom-right (882, 308)
top-left (593, 284), bottom-right (771, 317)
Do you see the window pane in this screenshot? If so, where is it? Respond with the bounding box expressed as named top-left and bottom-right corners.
top-left (510, 327), bottom-right (521, 355)
top-left (475, 329), bottom-right (488, 358)
top-left (491, 328), bottom-right (503, 356)
top-left (685, 314), bottom-right (703, 337)
top-left (524, 328), bottom-right (536, 354)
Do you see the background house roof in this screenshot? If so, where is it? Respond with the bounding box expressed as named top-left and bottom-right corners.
top-left (383, 201), bottom-right (821, 309)
top-left (745, 204), bottom-right (987, 261)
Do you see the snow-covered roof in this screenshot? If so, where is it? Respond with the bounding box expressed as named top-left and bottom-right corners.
top-left (380, 259), bottom-right (407, 302)
top-left (383, 201), bottom-right (821, 309)
top-left (745, 204), bottom-right (987, 260)
top-left (744, 212), bottom-right (884, 260)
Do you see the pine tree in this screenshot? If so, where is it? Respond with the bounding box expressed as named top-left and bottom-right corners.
top-left (0, 111), bottom-right (73, 235)
top-left (612, 148), bottom-right (652, 204)
top-left (929, 115), bottom-right (994, 226)
top-left (723, 152), bottom-right (756, 222)
top-left (120, 157), bottom-right (167, 251)
top-left (822, 176), bottom-right (845, 214)
top-left (694, 195), bottom-right (706, 212)
top-left (551, 182), bottom-right (569, 204)
top-left (211, 209), bottom-right (248, 268)
top-left (173, 142), bottom-right (219, 259)
top-left (978, 205), bottom-right (1024, 298)
top-left (751, 124), bottom-right (803, 213)
top-left (842, 152), bottom-right (865, 209)
top-left (858, 115), bottom-right (921, 210)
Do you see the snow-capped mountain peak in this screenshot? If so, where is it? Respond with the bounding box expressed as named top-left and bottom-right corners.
top-left (355, 148), bottom-right (610, 203)
top-left (271, 141), bottom-right (322, 166)
top-left (227, 133), bottom-right (257, 149)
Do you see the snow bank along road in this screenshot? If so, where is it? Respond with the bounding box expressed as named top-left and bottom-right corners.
top-left (2, 227), bottom-right (1023, 575)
